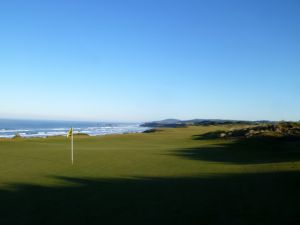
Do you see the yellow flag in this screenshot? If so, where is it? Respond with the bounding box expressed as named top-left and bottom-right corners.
top-left (67, 128), bottom-right (73, 138)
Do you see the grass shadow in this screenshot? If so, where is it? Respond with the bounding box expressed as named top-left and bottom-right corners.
top-left (172, 128), bottom-right (300, 164)
top-left (1, 172), bottom-right (300, 225)
top-left (173, 137), bottom-right (300, 164)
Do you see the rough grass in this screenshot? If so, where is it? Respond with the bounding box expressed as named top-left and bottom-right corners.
top-left (0, 125), bottom-right (300, 225)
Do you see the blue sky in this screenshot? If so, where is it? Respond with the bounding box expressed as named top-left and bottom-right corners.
top-left (0, 0), bottom-right (299, 122)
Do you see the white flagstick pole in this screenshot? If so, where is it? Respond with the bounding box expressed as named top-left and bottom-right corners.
top-left (71, 129), bottom-right (74, 164)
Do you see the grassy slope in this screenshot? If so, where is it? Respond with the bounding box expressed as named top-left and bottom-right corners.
top-left (0, 125), bottom-right (300, 225)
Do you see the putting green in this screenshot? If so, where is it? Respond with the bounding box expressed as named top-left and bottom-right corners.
top-left (0, 126), bottom-right (299, 225)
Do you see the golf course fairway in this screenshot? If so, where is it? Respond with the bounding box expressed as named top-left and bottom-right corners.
top-left (0, 125), bottom-right (299, 225)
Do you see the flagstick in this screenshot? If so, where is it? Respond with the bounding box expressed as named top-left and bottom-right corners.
top-left (71, 130), bottom-right (74, 164)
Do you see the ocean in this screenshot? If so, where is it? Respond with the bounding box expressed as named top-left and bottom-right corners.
top-left (0, 119), bottom-right (149, 138)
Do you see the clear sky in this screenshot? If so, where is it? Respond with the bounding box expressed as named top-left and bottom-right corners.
top-left (0, 0), bottom-right (299, 122)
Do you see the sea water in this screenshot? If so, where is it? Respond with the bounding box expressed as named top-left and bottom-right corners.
top-left (0, 119), bottom-right (149, 138)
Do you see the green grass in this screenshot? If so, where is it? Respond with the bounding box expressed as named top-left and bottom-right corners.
top-left (0, 125), bottom-right (300, 225)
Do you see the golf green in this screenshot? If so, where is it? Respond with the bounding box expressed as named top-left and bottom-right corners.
top-left (0, 126), bottom-right (299, 225)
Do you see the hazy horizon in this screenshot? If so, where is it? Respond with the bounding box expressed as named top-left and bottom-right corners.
top-left (0, 116), bottom-right (298, 124)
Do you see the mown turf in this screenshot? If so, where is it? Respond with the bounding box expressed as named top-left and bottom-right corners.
top-left (0, 125), bottom-right (300, 225)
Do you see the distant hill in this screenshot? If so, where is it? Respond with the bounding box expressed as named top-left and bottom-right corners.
top-left (154, 119), bottom-right (182, 124)
top-left (141, 119), bottom-right (272, 128)
top-left (141, 119), bottom-right (186, 128)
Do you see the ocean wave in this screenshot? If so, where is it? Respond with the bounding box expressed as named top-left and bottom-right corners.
top-left (0, 129), bottom-right (31, 133)
top-left (0, 124), bottom-right (149, 138)
top-left (0, 134), bottom-right (15, 138)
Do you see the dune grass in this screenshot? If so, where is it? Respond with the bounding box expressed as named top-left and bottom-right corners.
top-left (0, 125), bottom-right (300, 224)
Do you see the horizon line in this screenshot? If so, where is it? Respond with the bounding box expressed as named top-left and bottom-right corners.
top-left (0, 117), bottom-right (299, 124)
